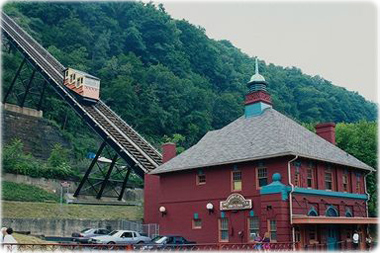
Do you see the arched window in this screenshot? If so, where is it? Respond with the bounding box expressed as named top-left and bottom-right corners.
top-left (308, 207), bottom-right (318, 216)
top-left (345, 208), bottom-right (353, 217)
top-left (325, 206), bottom-right (338, 217)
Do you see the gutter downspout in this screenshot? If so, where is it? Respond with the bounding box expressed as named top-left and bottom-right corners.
top-left (288, 154), bottom-right (298, 250)
top-left (364, 170), bottom-right (372, 217)
top-left (364, 170), bottom-right (372, 237)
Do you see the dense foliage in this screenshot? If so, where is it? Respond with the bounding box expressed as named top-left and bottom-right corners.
top-left (335, 122), bottom-right (377, 216)
top-left (2, 181), bottom-right (60, 202)
top-left (3, 139), bottom-right (78, 180)
top-left (2, 2), bottom-right (377, 151)
top-left (1, 3), bottom-right (377, 210)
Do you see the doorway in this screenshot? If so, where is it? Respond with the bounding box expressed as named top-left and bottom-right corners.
top-left (326, 225), bottom-right (339, 250)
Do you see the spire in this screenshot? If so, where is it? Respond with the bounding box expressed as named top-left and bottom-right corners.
top-left (244, 57), bottom-right (272, 118)
top-left (255, 57), bottom-right (259, 75)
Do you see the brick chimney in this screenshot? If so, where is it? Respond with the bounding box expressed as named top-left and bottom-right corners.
top-left (162, 143), bottom-right (177, 163)
top-left (315, 123), bottom-right (336, 145)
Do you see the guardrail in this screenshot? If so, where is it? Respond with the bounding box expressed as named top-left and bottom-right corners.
top-left (2, 242), bottom-right (298, 252)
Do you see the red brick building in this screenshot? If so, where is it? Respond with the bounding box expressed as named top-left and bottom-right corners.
top-left (144, 59), bottom-right (376, 250)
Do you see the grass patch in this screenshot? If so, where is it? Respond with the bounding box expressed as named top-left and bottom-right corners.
top-left (2, 181), bottom-right (59, 202)
top-left (2, 201), bottom-right (143, 220)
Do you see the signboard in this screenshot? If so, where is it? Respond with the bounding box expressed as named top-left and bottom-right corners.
top-left (220, 193), bottom-right (252, 211)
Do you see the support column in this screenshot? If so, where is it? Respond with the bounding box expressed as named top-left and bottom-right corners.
top-left (20, 69), bottom-right (36, 108)
top-left (118, 166), bottom-right (132, 201)
top-left (37, 80), bottom-right (47, 111)
top-left (73, 141), bottom-right (107, 197)
top-left (3, 58), bottom-right (26, 104)
top-left (96, 154), bottom-right (118, 199)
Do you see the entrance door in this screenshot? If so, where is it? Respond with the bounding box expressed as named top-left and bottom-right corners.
top-left (326, 226), bottom-right (339, 250)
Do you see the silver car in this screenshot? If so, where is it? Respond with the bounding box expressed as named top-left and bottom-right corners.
top-left (88, 230), bottom-right (151, 245)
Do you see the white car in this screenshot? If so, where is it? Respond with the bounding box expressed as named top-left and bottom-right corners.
top-left (88, 230), bottom-right (151, 245)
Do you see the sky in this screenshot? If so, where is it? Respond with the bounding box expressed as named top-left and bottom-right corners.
top-left (157, 1), bottom-right (377, 102)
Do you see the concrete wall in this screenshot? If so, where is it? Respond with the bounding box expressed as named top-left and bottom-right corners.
top-left (2, 218), bottom-right (131, 237)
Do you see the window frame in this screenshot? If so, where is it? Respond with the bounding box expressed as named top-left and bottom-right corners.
top-left (256, 167), bottom-right (268, 189)
top-left (343, 170), bottom-right (349, 192)
top-left (247, 217), bottom-right (260, 242)
top-left (268, 219), bottom-right (277, 242)
top-left (196, 169), bottom-right (206, 185)
top-left (307, 167), bottom-right (313, 188)
top-left (231, 170), bottom-right (242, 191)
top-left (218, 218), bottom-right (229, 242)
top-left (192, 218), bottom-right (202, 229)
top-left (325, 168), bottom-right (333, 191)
top-left (356, 173), bottom-right (361, 193)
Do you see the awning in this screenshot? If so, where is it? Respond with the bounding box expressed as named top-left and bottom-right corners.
top-left (292, 215), bottom-right (378, 224)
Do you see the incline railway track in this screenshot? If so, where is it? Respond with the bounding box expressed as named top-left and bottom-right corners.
top-left (1, 12), bottom-right (162, 177)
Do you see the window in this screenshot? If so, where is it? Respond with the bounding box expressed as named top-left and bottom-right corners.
top-left (232, 170), bottom-right (242, 191)
top-left (257, 167), bottom-right (268, 187)
top-left (294, 227), bottom-right (301, 242)
top-left (325, 168), bottom-right (333, 190)
top-left (309, 226), bottom-right (317, 241)
top-left (65, 71), bottom-right (68, 77)
top-left (197, 169), bottom-right (206, 185)
top-left (326, 206), bottom-right (338, 217)
top-left (192, 219), bottom-right (202, 229)
top-left (294, 167), bottom-right (301, 187)
top-left (80, 77), bottom-right (84, 84)
top-left (356, 173), bottom-right (361, 193)
top-left (345, 207), bottom-right (353, 217)
top-left (219, 218), bottom-right (229, 242)
top-left (121, 232), bottom-right (133, 238)
top-left (343, 170), bottom-right (349, 192)
top-left (269, 220), bottom-right (277, 241)
top-left (248, 217), bottom-right (259, 241)
top-left (307, 168), bottom-right (313, 188)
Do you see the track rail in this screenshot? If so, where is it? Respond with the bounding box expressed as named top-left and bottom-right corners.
top-left (1, 12), bottom-right (162, 174)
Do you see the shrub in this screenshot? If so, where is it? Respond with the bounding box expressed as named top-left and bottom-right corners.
top-left (2, 181), bottom-right (59, 202)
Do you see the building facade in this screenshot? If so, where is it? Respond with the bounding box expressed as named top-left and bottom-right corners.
top-left (144, 59), bottom-right (376, 250)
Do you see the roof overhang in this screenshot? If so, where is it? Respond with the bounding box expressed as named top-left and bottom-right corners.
top-left (292, 215), bottom-right (378, 224)
top-left (151, 151), bottom-right (374, 175)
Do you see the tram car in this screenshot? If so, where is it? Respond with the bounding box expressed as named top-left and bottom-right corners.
top-left (63, 68), bottom-right (100, 102)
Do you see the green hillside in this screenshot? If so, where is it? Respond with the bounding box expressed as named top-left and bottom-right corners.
top-left (2, 2), bottom-right (376, 153)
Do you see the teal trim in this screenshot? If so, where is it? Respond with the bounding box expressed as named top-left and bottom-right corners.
top-left (307, 207), bottom-right (318, 216)
top-left (221, 212), bottom-right (225, 218)
top-left (260, 173), bottom-right (289, 201)
top-left (194, 213), bottom-right (199, 219)
top-left (245, 102), bottom-right (271, 118)
top-left (249, 210), bottom-right (255, 217)
top-left (325, 206), bottom-right (338, 217)
top-left (293, 188), bottom-right (368, 200)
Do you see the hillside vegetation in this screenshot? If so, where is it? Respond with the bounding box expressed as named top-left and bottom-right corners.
top-left (1, 2), bottom-right (377, 215)
top-left (2, 2), bottom-right (376, 152)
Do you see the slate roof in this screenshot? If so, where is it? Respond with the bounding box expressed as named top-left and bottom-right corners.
top-left (151, 108), bottom-right (374, 174)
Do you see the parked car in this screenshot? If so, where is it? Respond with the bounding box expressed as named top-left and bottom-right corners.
top-left (72, 228), bottom-right (111, 243)
top-left (88, 230), bottom-right (151, 245)
top-left (139, 235), bottom-right (196, 250)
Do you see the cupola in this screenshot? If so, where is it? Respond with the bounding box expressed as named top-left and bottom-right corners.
top-left (244, 58), bottom-right (272, 118)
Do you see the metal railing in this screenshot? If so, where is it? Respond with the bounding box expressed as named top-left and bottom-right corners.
top-left (2, 242), bottom-right (299, 252)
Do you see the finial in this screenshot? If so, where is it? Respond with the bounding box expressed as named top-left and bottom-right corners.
top-left (255, 57), bottom-right (259, 74)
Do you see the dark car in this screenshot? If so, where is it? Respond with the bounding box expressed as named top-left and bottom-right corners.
top-left (139, 235), bottom-right (196, 250)
top-left (72, 228), bottom-right (111, 243)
